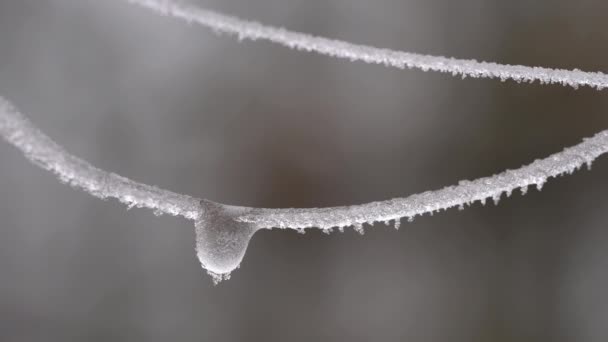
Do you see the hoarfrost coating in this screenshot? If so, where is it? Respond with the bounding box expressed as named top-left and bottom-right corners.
top-left (3, 95), bottom-right (608, 279)
top-left (128, 0), bottom-right (608, 90)
top-left (1, 0), bottom-right (607, 282)
top-left (0, 98), bottom-right (202, 220)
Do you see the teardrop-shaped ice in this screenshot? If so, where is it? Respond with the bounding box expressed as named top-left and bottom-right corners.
top-left (195, 200), bottom-right (258, 281)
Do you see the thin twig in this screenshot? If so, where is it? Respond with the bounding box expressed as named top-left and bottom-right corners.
top-left (128, 0), bottom-right (608, 90)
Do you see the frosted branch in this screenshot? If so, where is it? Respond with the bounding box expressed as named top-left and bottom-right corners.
top-left (3, 0), bottom-right (608, 282)
top-left (128, 0), bottom-right (608, 90)
top-left (2, 95), bottom-right (608, 280)
top-left (0, 97), bottom-right (201, 220)
top-left (241, 132), bottom-right (608, 230)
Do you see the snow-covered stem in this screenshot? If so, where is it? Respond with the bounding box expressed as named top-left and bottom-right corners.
top-left (3, 97), bottom-right (608, 280)
top-left (0, 97), bottom-right (201, 220)
top-left (128, 0), bottom-right (608, 90)
top-left (242, 132), bottom-right (607, 229)
top-left (2, 96), bottom-right (608, 232)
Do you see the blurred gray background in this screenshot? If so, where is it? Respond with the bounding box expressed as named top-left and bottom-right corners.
top-left (1, 0), bottom-right (608, 341)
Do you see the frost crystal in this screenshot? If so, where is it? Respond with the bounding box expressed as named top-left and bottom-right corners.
top-left (207, 271), bottom-right (232, 285)
top-left (353, 223), bottom-right (365, 235)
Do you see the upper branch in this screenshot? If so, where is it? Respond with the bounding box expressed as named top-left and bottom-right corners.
top-left (128, 0), bottom-right (608, 90)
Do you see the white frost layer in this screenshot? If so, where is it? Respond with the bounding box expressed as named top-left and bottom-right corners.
top-left (2, 96), bottom-right (608, 232)
top-left (2, 97), bottom-right (608, 279)
top-left (239, 132), bottom-right (608, 230)
top-left (0, 97), bottom-right (201, 220)
top-left (128, 0), bottom-right (608, 90)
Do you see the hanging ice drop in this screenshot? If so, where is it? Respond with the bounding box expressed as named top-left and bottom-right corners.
top-left (195, 200), bottom-right (258, 281)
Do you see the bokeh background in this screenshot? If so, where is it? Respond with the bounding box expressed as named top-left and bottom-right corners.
top-left (1, 0), bottom-right (608, 341)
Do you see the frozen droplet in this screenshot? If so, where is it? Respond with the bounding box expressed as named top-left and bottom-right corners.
top-left (407, 216), bottom-right (414, 223)
top-left (338, 226), bottom-right (345, 233)
top-left (153, 209), bottom-right (163, 217)
top-left (521, 185), bottom-right (529, 195)
top-left (195, 200), bottom-right (258, 282)
top-left (296, 228), bottom-right (306, 235)
top-left (394, 220), bottom-right (401, 230)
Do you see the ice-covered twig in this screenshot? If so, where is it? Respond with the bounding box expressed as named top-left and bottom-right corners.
top-left (241, 132), bottom-right (608, 230)
top-left (3, 1), bottom-right (607, 282)
top-left (128, 0), bottom-right (608, 90)
top-left (2, 95), bottom-right (608, 280)
top-left (0, 97), bottom-right (202, 220)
